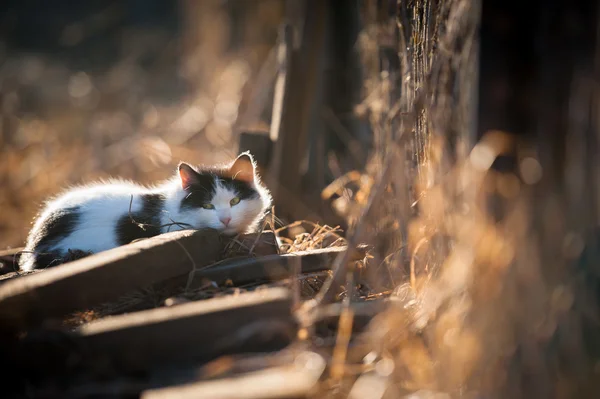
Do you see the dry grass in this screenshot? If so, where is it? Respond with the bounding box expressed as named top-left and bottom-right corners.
top-left (310, 1), bottom-right (600, 398)
top-left (276, 220), bottom-right (347, 253)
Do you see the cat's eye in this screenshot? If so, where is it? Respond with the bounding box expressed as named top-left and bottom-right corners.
top-left (230, 196), bottom-right (241, 206)
top-left (201, 203), bottom-right (215, 210)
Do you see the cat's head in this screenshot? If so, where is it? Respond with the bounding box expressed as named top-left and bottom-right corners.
top-left (176, 152), bottom-right (272, 235)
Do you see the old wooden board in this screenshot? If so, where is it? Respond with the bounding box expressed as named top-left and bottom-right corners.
top-left (141, 351), bottom-right (325, 399)
top-left (266, 2), bottom-right (329, 224)
top-left (0, 232), bottom-right (278, 286)
top-left (0, 269), bottom-right (41, 285)
top-left (181, 246), bottom-right (347, 289)
top-left (14, 288), bottom-right (294, 379)
top-left (223, 230), bottom-right (280, 257)
top-left (0, 229), bottom-right (221, 331)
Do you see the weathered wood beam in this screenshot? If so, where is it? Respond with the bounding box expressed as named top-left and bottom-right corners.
top-left (181, 246), bottom-right (346, 289)
top-left (0, 229), bottom-right (221, 331)
top-left (1, 232), bottom-right (277, 286)
top-left (0, 269), bottom-right (39, 284)
top-left (77, 288), bottom-right (294, 371)
top-left (12, 288), bottom-right (295, 384)
top-left (141, 351), bottom-right (324, 399)
top-left (267, 0), bottom-right (328, 222)
top-left (224, 230), bottom-right (280, 257)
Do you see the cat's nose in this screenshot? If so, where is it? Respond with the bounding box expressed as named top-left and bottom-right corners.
top-left (220, 217), bottom-right (231, 226)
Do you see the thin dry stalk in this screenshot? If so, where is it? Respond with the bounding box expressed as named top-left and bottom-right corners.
top-left (329, 302), bottom-right (355, 382)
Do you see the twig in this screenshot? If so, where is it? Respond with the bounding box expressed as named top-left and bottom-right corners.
top-left (171, 240), bottom-right (198, 292)
top-left (224, 236), bottom-right (252, 253)
top-left (307, 74), bottom-right (429, 309)
top-left (249, 219), bottom-right (270, 255)
top-left (308, 153), bottom-right (398, 308)
top-left (321, 170), bottom-right (363, 200)
top-left (329, 296), bottom-right (354, 381)
top-left (128, 194), bottom-right (193, 233)
top-left (410, 237), bottom-right (429, 291)
top-left (291, 255), bottom-right (301, 310)
top-left (270, 206), bottom-right (276, 232)
top-left (164, 215), bottom-right (193, 232)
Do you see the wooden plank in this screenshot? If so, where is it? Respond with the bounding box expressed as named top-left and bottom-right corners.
top-left (0, 229), bottom-right (221, 331)
top-left (224, 231), bottom-right (280, 257)
top-left (267, 1), bottom-right (329, 223)
top-left (0, 232), bottom-right (278, 287)
top-left (78, 287), bottom-right (294, 371)
top-left (0, 270), bottom-right (41, 285)
top-left (182, 246), bottom-right (346, 290)
top-left (15, 288), bottom-right (294, 377)
top-left (142, 351), bottom-right (325, 399)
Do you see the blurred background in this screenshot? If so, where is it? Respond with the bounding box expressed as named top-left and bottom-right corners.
top-left (2, 0), bottom-right (600, 397)
top-left (0, 0), bottom-right (285, 247)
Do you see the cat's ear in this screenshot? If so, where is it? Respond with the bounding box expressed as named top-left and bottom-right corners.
top-left (228, 152), bottom-right (255, 183)
top-left (178, 162), bottom-right (198, 189)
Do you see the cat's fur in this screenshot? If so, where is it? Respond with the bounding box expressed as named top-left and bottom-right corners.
top-left (19, 152), bottom-right (272, 271)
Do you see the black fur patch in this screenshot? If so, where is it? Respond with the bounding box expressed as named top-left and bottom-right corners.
top-left (32, 251), bottom-right (70, 269)
top-left (180, 172), bottom-right (217, 211)
top-left (34, 207), bottom-right (81, 247)
top-left (218, 177), bottom-right (259, 200)
top-left (29, 206), bottom-right (81, 269)
top-left (115, 194), bottom-right (165, 245)
top-left (33, 248), bottom-right (92, 270)
top-left (180, 169), bottom-right (259, 211)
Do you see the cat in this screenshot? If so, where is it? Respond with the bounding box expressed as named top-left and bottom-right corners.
top-left (18, 152), bottom-right (272, 271)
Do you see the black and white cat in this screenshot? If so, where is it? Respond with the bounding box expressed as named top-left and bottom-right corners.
top-left (19, 152), bottom-right (272, 271)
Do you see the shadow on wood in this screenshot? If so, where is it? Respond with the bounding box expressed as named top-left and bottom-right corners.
top-left (0, 229), bottom-right (221, 331)
top-left (10, 288), bottom-right (295, 393)
top-left (181, 246), bottom-right (346, 290)
top-left (141, 351), bottom-right (324, 399)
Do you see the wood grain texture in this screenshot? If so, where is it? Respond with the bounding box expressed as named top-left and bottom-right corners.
top-left (182, 246), bottom-right (345, 289)
top-left (72, 287), bottom-right (295, 372)
top-left (142, 351), bottom-right (324, 399)
top-left (0, 229), bottom-right (221, 330)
